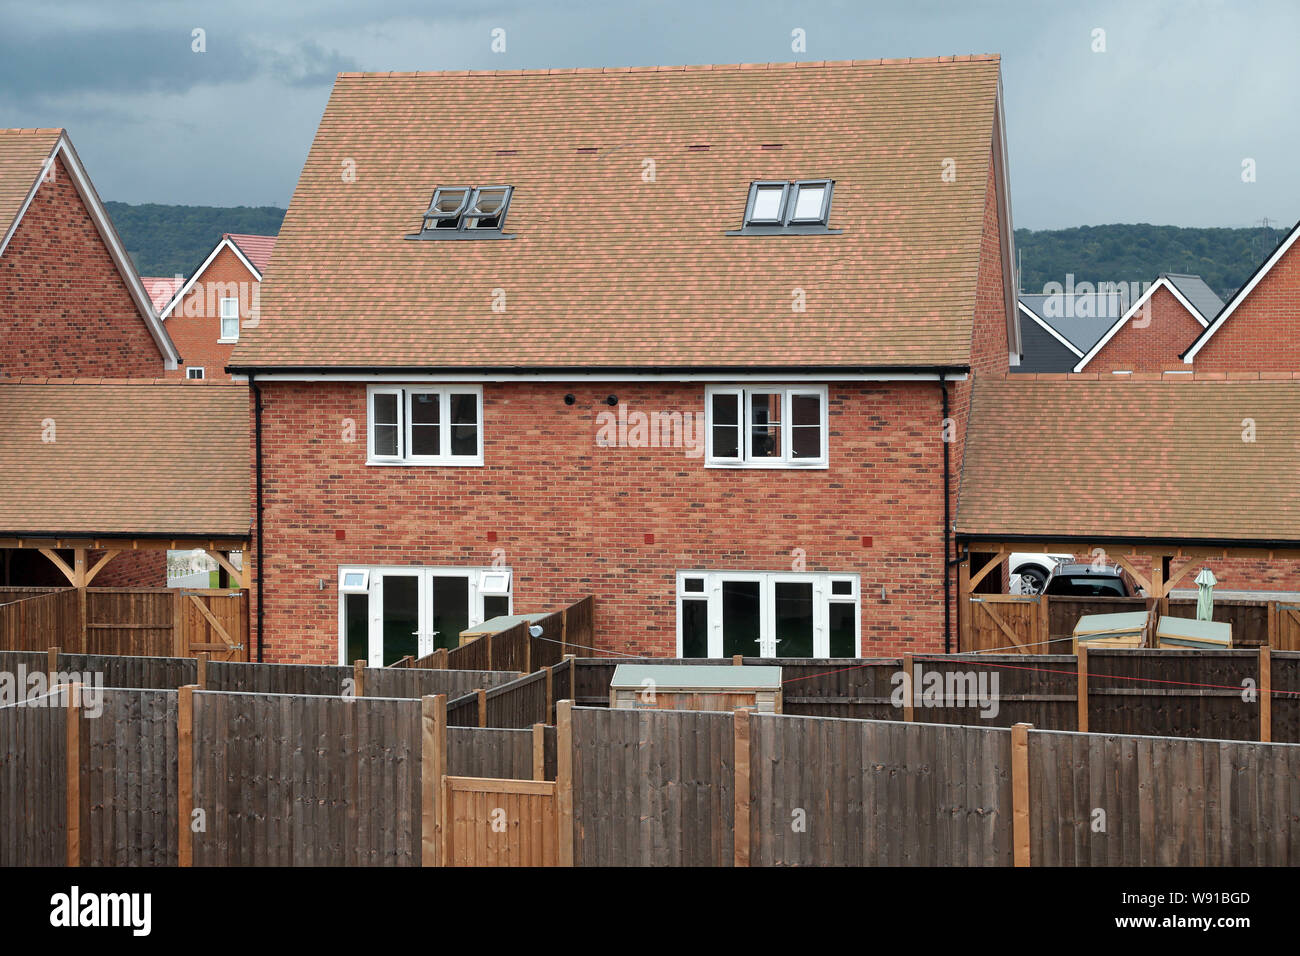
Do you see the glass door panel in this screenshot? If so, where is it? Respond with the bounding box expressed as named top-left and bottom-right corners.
top-left (380, 573), bottom-right (420, 665)
top-left (344, 593), bottom-right (369, 665)
top-left (431, 574), bottom-right (471, 651)
top-left (774, 581), bottom-right (815, 657)
top-left (722, 580), bottom-right (761, 657)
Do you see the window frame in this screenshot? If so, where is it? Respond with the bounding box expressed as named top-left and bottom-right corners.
top-left (705, 384), bottom-right (828, 469)
top-left (787, 179), bottom-right (834, 225)
top-left (675, 570), bottom-right (860, 658)
top-left (366, 385), bottom-right (484, 466)
top-left (218, 296), bottom-right (240, 342)
top-left (185, 366), bottom-right (205, 380)
top-left (423, 186), bottom-right (473, 230)
top-left (731, 178), bottom-right (840, 235)
top-left (463, 185), bottom-right (514, 230)
top-left (743, 181), bottom-right (790, 225)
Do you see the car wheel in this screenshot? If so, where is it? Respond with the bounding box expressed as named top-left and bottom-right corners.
top-left (1017, 567), bottom-right (1048, 595)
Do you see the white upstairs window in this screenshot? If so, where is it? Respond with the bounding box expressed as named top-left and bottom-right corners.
top-left (219, 297), bottom-right (239, 341)
top-left (367, 385), bottom-right (483, 466)
top-left (705, 385), bottom-right (827, 468)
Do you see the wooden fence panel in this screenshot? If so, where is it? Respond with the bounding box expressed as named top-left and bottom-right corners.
top-left (445, 633), bottom-right (492, 671)
top-left (571, 707), bottom-right (734, 866)
top-left (173, 589), bottom-right (247, 660)
top-left (1046, 596), bottom-right (1146, 651)
top-left (1273, 603), bottom-right (1300, 651)
top-left (364, 667), bottom-right (520, 701)
top-left (205, 661), bottom-right (353, 696)
top-left (58, 653), bottom-right (196, 691)
top-left (0, 590), bottom-right (79, 652)
top-left (560, 596), bottom-right (595, 659)
top-left (918, 654), bottom-right (1078, 730)
top-left (191, 691), bottom-right (423, 866)
top-left (966, 595), bottom-right (1047, 654)
top-left (0, 649), bottom-right (47, 679)
top-left (0, 694), bottom-right (66, 865)
top-left (771, 658), bottom-right (898, 719)
top-left (484, 670), bottom-right (549, 728)
top-left (442, 776), bottom-right (556, 866)
top-left (447, 727), bottom-right (538, 779)
top-left (1269, 652), bottom-right (1300, 743)
top-left (747, 714), bottom-right (1014, 866)
top-left (78, 688), bottom-right (178, 866)
top-left (83, 589), bottom-right (174, 657)
top-left (1029, 729), bottom-right (1300, 866)
top-left (1087, 650), bottom-right (1260, 741)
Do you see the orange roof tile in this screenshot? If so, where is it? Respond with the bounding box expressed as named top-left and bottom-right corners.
top-left (957, 377), bottom-right (1300, 543)
top-left (224, 233), bottom-right (276, 274)
top-left (0, 381), bottom-right (250, 537)
top-left (233, 57), bottom-right (1003, 370)
top-left (0, 128), bottom-right (62, 248)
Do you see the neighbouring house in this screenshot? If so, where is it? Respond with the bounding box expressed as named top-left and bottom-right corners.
top-left (1073, 273), bottom-right (1223, 373)
top-left (158, 233), bottom-right (275, 382)
top-left (0, 380), bottom-right (248, 592)
top-left (0, 128), bottom-right (184, 586)
top-left (1013, 291), bottom-right (1126, 373)
top-left (229, 56), bottom-right (1021, 665)
top-left (141, 275), bottom-right (183, 312)
top-left (0, 128), bottom-right (179, 378)
top-left (1182, 219), bottom-right (1300, 370)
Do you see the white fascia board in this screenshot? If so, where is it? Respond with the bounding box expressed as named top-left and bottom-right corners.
top-left (49, 135), bottom-right (181, 369)
top-left (994, 78), bottom-right (1021, 358)
top-left (1183, 221), bottom-right (1300, 362)
top-left (1019, 303), bottom-right (1084, 358)
top-left (242, 371), bottom-right (970, 384)
top-left (159, 236), bottom-right (261, 320)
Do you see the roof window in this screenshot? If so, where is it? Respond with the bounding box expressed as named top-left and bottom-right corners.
top-left (409, 185), bottom-right (515, 240)
top-left (730, 179), bottom-right (840, 236)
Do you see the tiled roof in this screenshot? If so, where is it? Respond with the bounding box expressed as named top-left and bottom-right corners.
top-left (0, 128), bottom-right (62, 247)
top-left (1018, 292), bottom-right (1126, 354)
top-left (232, 57), bottom-right (1004, 370)
top-left (957, 376), bottom-right (1300, 543)
top-left (225, 233), bottom-right (276, 274)
top-left (0, 381), bottom-right (250, 537)
top-left (140, 275), bottom-right (184, 312)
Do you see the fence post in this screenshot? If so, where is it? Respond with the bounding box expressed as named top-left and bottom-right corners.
top-left (421, 694), bottom-right (446, 867)
top-left (732, 654), bottom-right (743, 667)
top-left (734, 707), bottom-right (751, 867)
top-left (1011, 722), bottom-right (1033, 867)
top-left (177, 684), bottom-right (198, 868)
top-left (532, 723), bottom-right (546, 781)
top-left (353, 659), bottom-right (366, 698)
top-left (65, 681), bottom-right (81, 867)
top-left (556, 699), bottom-right (574, 867)
top-left (435, 647), bottom-right (448, 670)
top-left (1260, 646), bottom-right (1272, 743)
top-left (486, 634), bottom-right (493, 671)
top-left (47, 645), bottom-right (60, 686)
top-left (196, 651), bottom-right (209, 690)
top-left (560, 607), bottom-right (568, 657)
top-left (902, 654), bottom-right (915, 722)
top-left (476, 688), bottom-right (487, 728)
top-left (544, 665), bottom-right (554, 724)
top-left (1076, 647), bottom-right (1088, 733)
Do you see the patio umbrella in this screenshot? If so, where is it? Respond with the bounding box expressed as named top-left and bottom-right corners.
top-left (1194, 567), bottom-right (1218, 622)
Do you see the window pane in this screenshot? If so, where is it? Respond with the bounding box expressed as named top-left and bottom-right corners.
top-left (682, 599), bottom-right (709, 658)
top-left (722, 580), bottom-right (761, 656)
top-left (373, 392), bottom-right (399, 424)
top-left (750, 185), bottom-right (784, 221)
top-left (749, 392), bottom-right (782, 458)
top-left (220, 297), bottom-right (238, 318)
top-left (774, 582), bottom-right (814, 657)
top-left (221, 315), bottom-right (239, 339)
top-left (344, 593), bottom-right (369, 665)
top-left (432, 575), bottom-right (469, 651)
top-left (791, 394), bottom-right (820, 426)
top-left (374, 425), bottom-right (399, 457)
top-left (449, 393), bottom-right (478, 424)
top-left (831, 579), bottom-right (852, 596)
top-left (791, 426), bottom-right (821, 459)
top-left (711, 392), bottom-right (740, 459)
top-left (381, 575), bottom-right (420, 665)
top-left (450, 424), bottom-right (478, 456)
top-left (410, 392), bottom-right (440, 456)
top-left (828, 602), bottom-right (855, 658)
top-left (683, 577), bottom-right (705, 593)
top-left (792, 184), bottom-right (826, 221)
top-left (483, 595), bottom-right (509, 621)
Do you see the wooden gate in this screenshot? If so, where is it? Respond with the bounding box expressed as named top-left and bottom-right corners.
top-left (965, 595), bottom-right (1047, 654)
top-left (175, 589), bottom-right (248, 660)
top-left (1273, 603), bottom-right (1300, 651)
top-left (441, 776), bottom-right (556, 866)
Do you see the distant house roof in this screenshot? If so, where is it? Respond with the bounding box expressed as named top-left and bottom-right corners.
top-left (1072, 274), bottom-right (1219, 372)
top-left (0, 129), bottom-right (179, 368)
top-left (1017, 292), bottom-right (1125, 356)
top-left (1183, 219), bottom-right (1300, 361)
top-left (140, 275), bottom-right (184, 312)
top-left (0, 381), bottom-right (250, 538)
top-left (957, 375), bottom-right (1300, 545)
top-left (231, 57), bottom-right (1013, 372)
top-left (225, 233), bottom-right (276, 273)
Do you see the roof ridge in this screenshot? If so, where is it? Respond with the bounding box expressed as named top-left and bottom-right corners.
top-left (0, 377), bottom-right (248, 387)
top-left (335, 55), bottom-right (1002, 79)
top-left (0, 127), bottom-right (64, 135)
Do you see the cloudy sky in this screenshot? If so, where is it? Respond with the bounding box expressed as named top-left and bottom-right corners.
top-left (1, 0), bottom-right (1295, 229)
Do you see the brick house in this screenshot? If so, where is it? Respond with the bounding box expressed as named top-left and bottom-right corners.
top-left (0, 128), bottom-right (179, 378)
top-left (0, 128), bottom-right (184, 586)
top-left (158, 233), bottom-right (275, 382)
top-left (229, 57), bottom-right (1020, 665)
top-left (1073, 274), bottom-right (1222, 373)
top-left (1183, 219), bottom-right (1300, 370)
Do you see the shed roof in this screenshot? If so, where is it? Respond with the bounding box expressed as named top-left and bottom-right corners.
top-left (610, 664), bottom-right (783, 690)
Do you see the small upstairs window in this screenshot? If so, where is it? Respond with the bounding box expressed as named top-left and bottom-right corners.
top-left (731, 179), bottom-right (839, 236)
top-left (410, 185), bottom-right (515, 239)
top-left (219, 297), bottom-right (239, 341)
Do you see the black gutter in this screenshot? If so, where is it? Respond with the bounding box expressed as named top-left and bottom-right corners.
top-left (226, 363), bottom-right (972, 377)
top-left (957, 532), bottom-right (1300, 550)
top-left (252, 375), bottom-right (266, 663)
top-left (940, 373), bottom-right (951, 654)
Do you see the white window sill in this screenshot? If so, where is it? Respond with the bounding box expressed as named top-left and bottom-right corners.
top-left (366, 458), bottom-right (484, 468)
top-left (705, 460), bottom-right (829, 470)
top-left (217, 337), bottom-right (239, 344)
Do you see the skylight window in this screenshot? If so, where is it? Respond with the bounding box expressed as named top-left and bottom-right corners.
top-left (734, 179), bottom-right (838, 235)
top-left (411, 185), bottom-right (515, 239)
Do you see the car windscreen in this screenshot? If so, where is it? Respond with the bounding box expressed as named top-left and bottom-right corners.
top-left (1051, 576), bottom-right (1126, 597)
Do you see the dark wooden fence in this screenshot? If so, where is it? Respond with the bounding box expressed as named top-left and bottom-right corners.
top-left (444, 657), bottom-right (574, 729)
top-left (0, 691), bottom-right (66, 866)
top-left (0, 590), bottom-right (79, 653)
top-left (419, 596), bottom-right (596, 672)
top-left (447, 726), bottom-right (554, 780)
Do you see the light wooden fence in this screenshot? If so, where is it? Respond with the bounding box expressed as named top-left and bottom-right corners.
top-left (441, 776), bottom-right (557, 866)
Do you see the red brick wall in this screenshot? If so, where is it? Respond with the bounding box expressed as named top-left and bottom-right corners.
top-left (162, 245), bottom-right (257, 381)
top-left (1193, 238), bottom-right (1300, 370)
top-left (90, 550), bottom-right (167, 588)
top-left (249, 380), bottom-right (949, 664)
top-left (1085, 285), bottom-right (1204, 373)
top-left (0, 155), bottom-right (164, 378)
